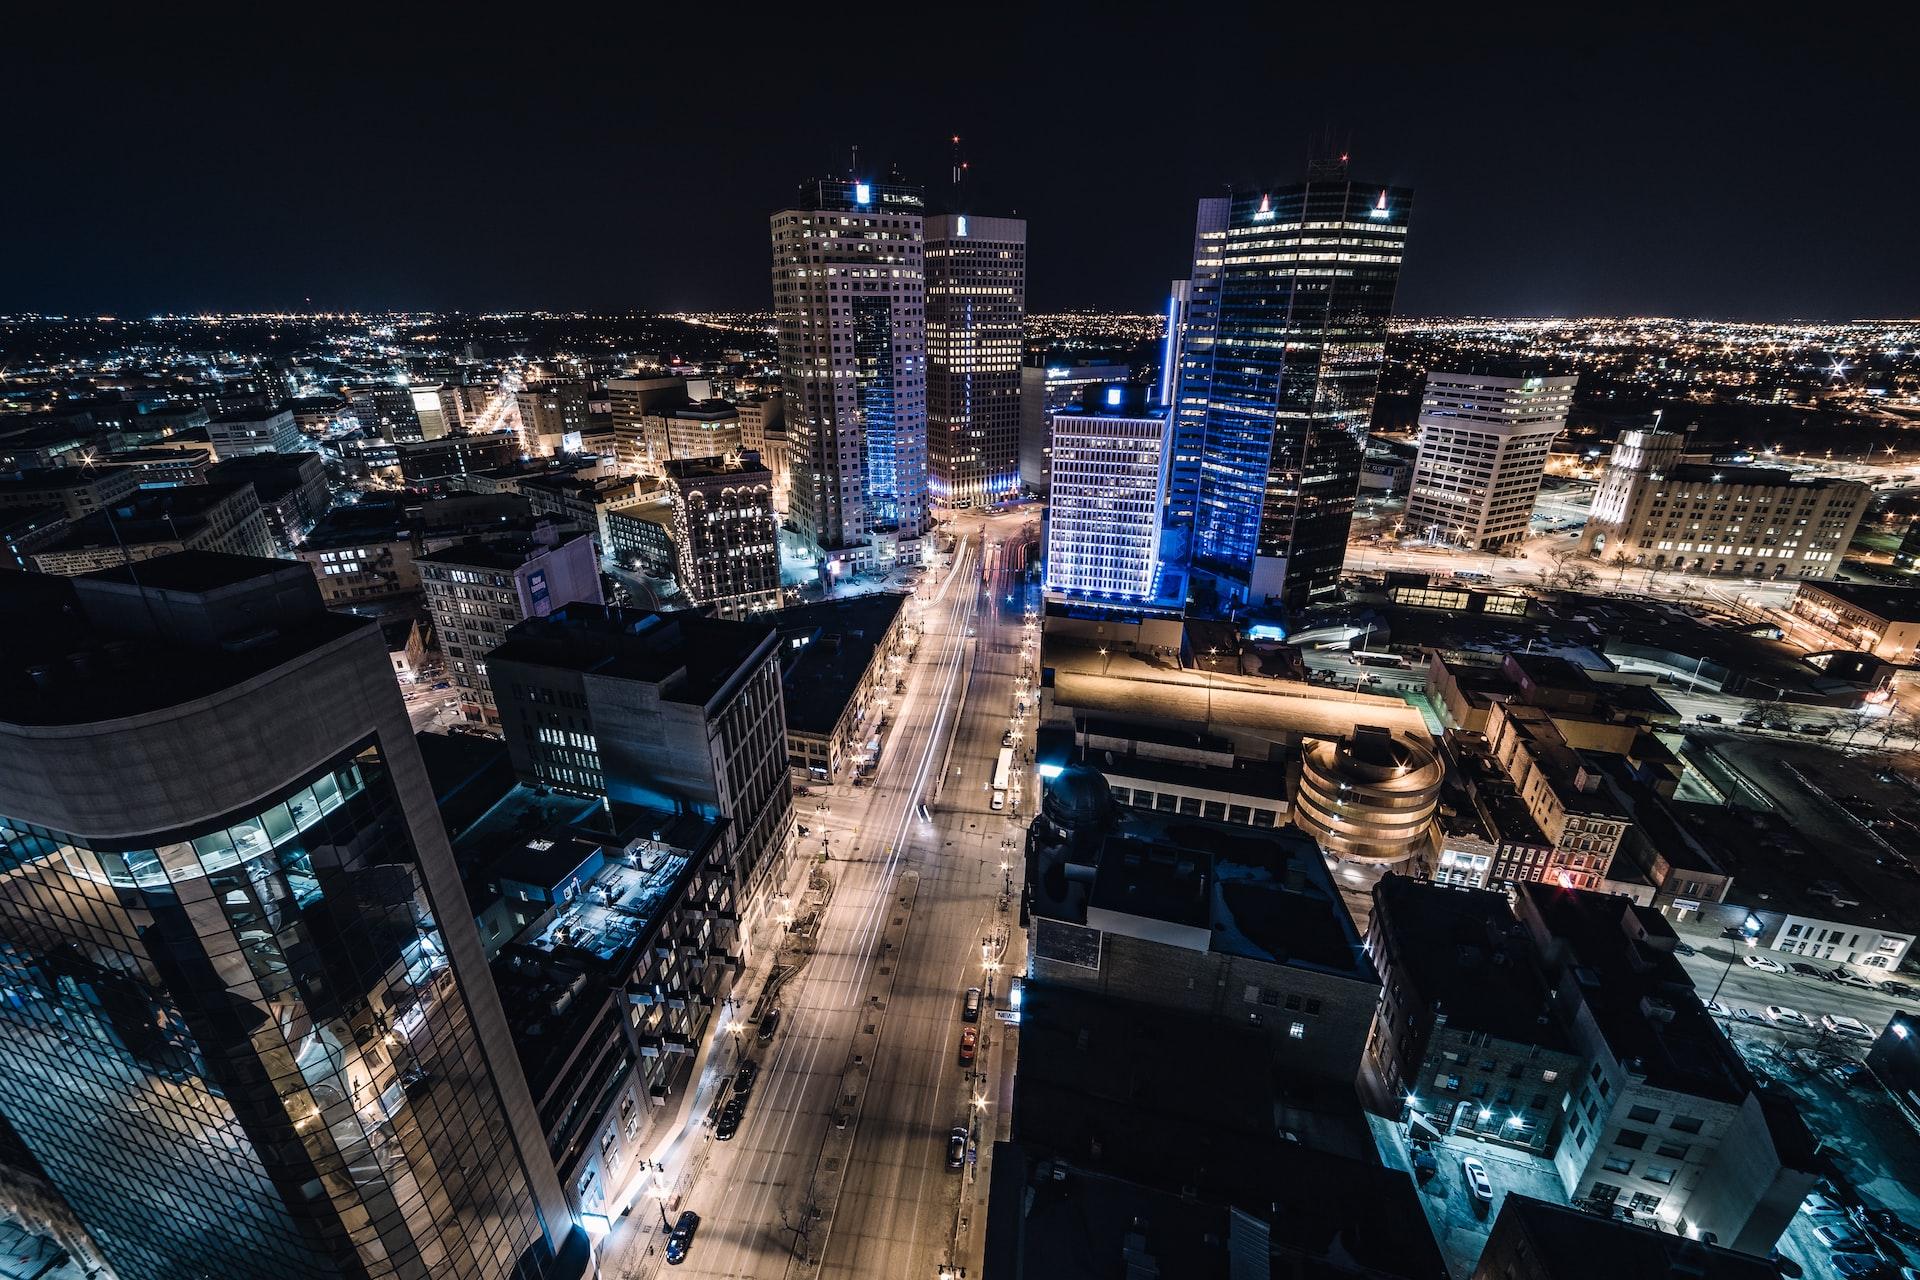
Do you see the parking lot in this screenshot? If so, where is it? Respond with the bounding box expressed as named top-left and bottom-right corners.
top-left (1368, 1113), bottom-right (1569, 1279)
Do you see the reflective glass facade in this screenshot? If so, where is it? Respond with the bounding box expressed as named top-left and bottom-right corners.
top-left (0, 741), bottom-right (554, 1280)
top-left (1175, 174), bottom-right (1411, 609)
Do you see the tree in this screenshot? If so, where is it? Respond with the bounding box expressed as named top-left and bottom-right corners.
top-left (1608, 549), bottom-right (1635, 588)
top-left (1835, 708), bottom-right (1874, 748)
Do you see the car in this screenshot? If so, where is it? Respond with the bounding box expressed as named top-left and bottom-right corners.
top-left (733, 1059), bottom-right (759, 1097)
top-left (715, 1100), bottom-right (744, 1141)
top-left (959, 1026), bottom-right (978, 1063)
top-left (1829, 1254), bottom-right (1890, 1279)
top-left (918, 802), bottom-right (932, 823)
top-left (1002, 730), bottom-right (1015, 748)
top-left (1797, 723), bottom-right (1833, 737)
top-left (665, 1210), bottom-right (700, 1265)
top-left (1790, 961), bottom-right (1827, 978)
top-left (1675, 941), bottom-right (1697, 956)
top-left (1745, 954), bottom-right (1787, 973)
top-left (1460, 1156), bottom-right (1494, 1209)
top-left (1883, 981), bottom-right (1917, 998)
top-left (963, 988), bottom-right (982, 1022)
top-left (1831, 968), bottom-right (1876, 990)
top-left (1695, 712), bottom-right (1724, 723)
top-left (757, 1008), bottom-right (781, 1044)
top-left (1829, 1061), bottom-right (1869, 1087)
top-left (1765, 1005), bottom-right (1812, 1028)
top-left (1807, 1188), bottom-right (1850, 1215)
top-left (1813, 1221), bottom-right (1872, 1252)
top-left (1823, 1014), bottom-right (1875, 1041)
top-left (1706, 1000), bottom-right (1732, 1018)
top-left (1766, 720), bottom-right (1793, 732)
top-left (1734, 1006), bottom-right (1760, 1023)
top-left (1739, 716), bottom-right (1766, 728)
top-left (947, 1127), bottom-right (969, 1170)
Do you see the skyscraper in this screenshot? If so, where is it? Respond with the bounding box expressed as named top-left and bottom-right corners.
top-left (1405, 371), bottom-right (1576, 550)
top-left (0, 553), bottom-right (580, 1280)
top-left (770, 177), bottom-right (929, 576)
top-left (1043, 385), bottom-right (1171, 602)
top-left (663, 451), bottom-right (782, 618)
top-left (1174, 162), bottom-right (1411, 609)
top-left (924, 212), bottom-right (1026, 508)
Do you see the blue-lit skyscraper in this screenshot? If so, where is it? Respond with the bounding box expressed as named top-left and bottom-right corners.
top-left (771, 177), bottom-right (930, 576)
top-left (1172, 161), bottom-right (1412, 610)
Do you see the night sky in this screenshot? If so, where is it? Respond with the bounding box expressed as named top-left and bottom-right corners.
top-left (5, 9), bottom-right (1914, 320)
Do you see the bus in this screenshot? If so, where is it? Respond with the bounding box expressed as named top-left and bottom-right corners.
top-left (991, 747), bottom-right (1013, 811)
top-left (1348, 651), bottom-right (1408, 669)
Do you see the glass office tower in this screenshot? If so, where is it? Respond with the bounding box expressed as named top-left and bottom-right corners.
top-left (1175, 162), bottom-right (1411, 610)
top-left (0, 554), bottom-right (578, 1280)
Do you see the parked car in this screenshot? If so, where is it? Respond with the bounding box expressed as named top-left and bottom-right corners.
top-left (1807, 1188), bottom-right (1850, 1215)
top-left (1829, 1061), bottom-right (1869, 1087)
top-left (1734, 1006), bottom-right (1760, 1023)
top-left (716, 1098), bottom-right (745, 1141)
top-left (1883, 981), bottom-right (1917, 998)
top-left (1852, 1206), bottom-right (1920, 1246)
top-left (1829, 1253), bottom-right (1889, 1278)
top-left (1831, 968), bottom-right (1876, 989)
top-left (733, 1059), bottom-right (759, 1097)
top-left (1823, 1014), bottom-right (1876, 1041)
top-left (1695, 712), bottom-right (1724, 724)
top-left (959, 1026), bottom-right (978, 1064)
top-left (757, 1008), bottom-right (781, 1043)
top-left (1764, 1005), bottom-right (1812, 1028)
top-left (1790, 961), bottom-right (1828, 978)
top-left (665, 1210), bottom-right (700, 1265)
top-left (1812, 1221), bottom-right (1871, 1252)
top-left (1461, 1156), bottom-right (1494, 1210)
top-left (1410, 1146), bottom-right (1439, 1183)
top-left (1745, 954), bottom-right (1787, 973)
top-left (1797, 723), bottom-right (1833, 737)
top-left (947, 1127), bottom-right (969, 1170)
top-left (963, 988), bottom-right (982, 1022)
top-left (1675, 941), bottom-right (1697, 956)
top-left (1706, 1000), bottom-right (1732, 1018)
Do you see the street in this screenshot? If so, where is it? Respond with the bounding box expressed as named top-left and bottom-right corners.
top-left (603, 507), bottom-right (1037, 1280)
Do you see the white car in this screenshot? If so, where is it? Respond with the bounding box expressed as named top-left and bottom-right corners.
top-left (1744, 954), bottom-right (1787, 973)
top-left (1461, 1156), bottom-right (1494, 1207)
top-left (1764, 1005), bottom-right (1812, 1028)
top-left (1821, 1014), bottom-right (1875, 1041)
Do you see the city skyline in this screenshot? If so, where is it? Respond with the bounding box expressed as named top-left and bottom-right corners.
top-left (3, 13), bottom-right (1915, 320)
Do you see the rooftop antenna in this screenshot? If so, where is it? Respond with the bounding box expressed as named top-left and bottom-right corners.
top-left (950, 134), bottom-right (969, 206)
top-left (850, 143), bottom-right (860, 178)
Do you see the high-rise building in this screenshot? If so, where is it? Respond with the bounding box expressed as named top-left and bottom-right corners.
top-left (514, 381), bottom-right (591, 457)
top-left (1164, 197), bottom-right (1229, 530)
top-left (418, 523), bottom-right (604, 728)
top-left (770, 177), bottom-right (928, 575)
top-left (488, 605), bottom-right (794, 914)
top-left (1158, 278), bottom-right (1193, 409)
top-left (28, 481), bottom-right (275, 575)
top-left (1579, 427), bottom-right (1870, 579)
top-left (924, 212), bottom-right (1025, 508)
top-left (663, 401), bottom-right (743, 460)
top-left (1043, 386), bottom-right (1170, 602)
top-left (663, 451), bottom-right (781, 619)
top-left (1174, 164), bottom-right (1411, 609)
top-left (605, 375), bottom-right (691, 474)
top-left (1405, 371), bottom-right (1577, 550)
top-left (409, 385), bottom-right (454, 440)
top-left (1018, 360), bottom-right (1132, 496)
top-left (0, 553), bottom-right (580, 1280)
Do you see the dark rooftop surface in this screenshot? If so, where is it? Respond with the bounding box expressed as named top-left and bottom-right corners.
top-left (1071, 804), bottom-right (1373, 979)
top-left (0, 465), bottom-right (128, 492)
top-left (1801, 578), bottom-right (1920, 623)
top-left (1093, 750), bottom-right (1291, 802)
top-left (1479, 1195), bottom-right (1783, 1280)
top-left (0, 553), bottom-right (363, 726)
top-left (1007, 983), bottom-right (1445, 1279)
top-left (1372, 877), bottom-right (1572, 1050)
top-left (42, 482), bottom-right (254, 552)
top-left (775, 592), bottom-right (907, 734)
top-left (417, 528), bottom-right (586, 573)
top-left (490, 604), bottom-right (774, 708)
top-left (664, 453), bottom-right (769, 482)
top-left (1518, 885), bottom-right (1767, 1109)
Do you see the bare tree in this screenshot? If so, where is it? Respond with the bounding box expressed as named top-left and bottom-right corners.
top-left (1608, 549), bottom-right (1635, 588)
top-left (1835, 708), bottom-right (1874, 748)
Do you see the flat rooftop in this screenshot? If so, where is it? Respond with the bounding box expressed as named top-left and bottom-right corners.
top-left (1485, 1194), bottom-right (1784, 1280)
top-left (0, 553), bottom-right (362, 726)
top-left (775, 592), bottom-right (908, 735)
top-left (490, 604), bottom-right (774, 708)
top-left (1799, 578), bottom-right (1920, 623)
top-left (1373, 877), bottom-right (1572, 1050)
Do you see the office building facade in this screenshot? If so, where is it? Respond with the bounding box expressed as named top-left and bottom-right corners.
top-left (208, 405), bottom-right (307, 458)
top-left (924, 212), bottom-right (1025, 507)
top-left (0, 554), bottom-right (579, 1280)
top-left (489, 606), bottom-right (794, 916)
top-left (770, 177), bottom-right (928, 574)
top-left (1043, 394), bottom-right (1170, 602)
top-left (1164, 198), bottom-right (1229, 529)
top-left (1018, 361), bottom-right (1132, 497)
top-left (1580, 428), bottom-right (1870, 580)
top-left (1174, 166), bottom-right (1411, 608)
top-left (419, 525), bottom-right (603, 729)
top-left (1406, 371), bottom-right (1576, 550)
top-left (345, 383), bottom-right (423, 444)
top-left (515, 382), bottom-right (590, 458)
top-left (664, 452), bottom-right (781, 619)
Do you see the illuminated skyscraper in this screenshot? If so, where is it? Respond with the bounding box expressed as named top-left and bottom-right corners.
top-left (1044, 385), bottom-right (1171, 602)
top-left (0, 553), bottom-right (582, 1280)
top-left (1174, 162), bottom-right (1411, 609)
top-left (1405, 370), bottom-right (1576, 550)
top-left (924, 212), bottom-right (1025, 507)
top-left (770, 178), bottom-right (929, 576)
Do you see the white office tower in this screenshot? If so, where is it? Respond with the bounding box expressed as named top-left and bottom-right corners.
top-left (1044, 388), bottom-right (1171, 602)
top-left (1405, 371), bottom-right (1577, 550)
top-left (770, 177), bottom-right (929, 577)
